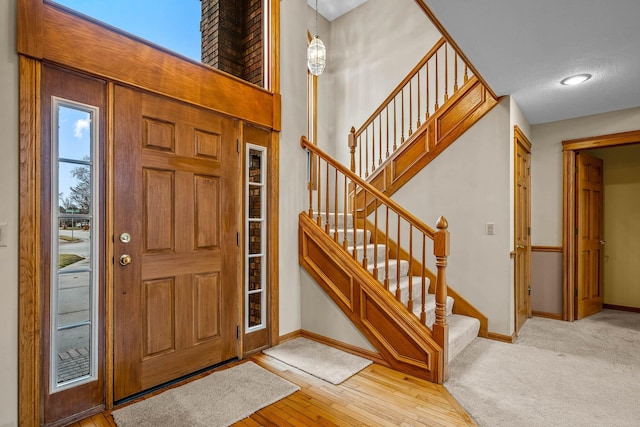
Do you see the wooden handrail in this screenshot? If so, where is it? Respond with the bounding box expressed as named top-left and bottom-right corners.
top-left (301, 136), bottom-right (436, 238)
top-left (355, 37), bottom-right (446, 137)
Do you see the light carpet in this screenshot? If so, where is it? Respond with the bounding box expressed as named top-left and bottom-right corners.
top-left (262, 337), bottom-right (372, 384)
top-left (111, 361), bottom-right (299, 427)
top-left (445, 310), bottom-right (640, 427)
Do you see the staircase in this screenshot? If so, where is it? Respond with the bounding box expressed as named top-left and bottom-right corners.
top-left (299, 138), bottom-right (487, 384)
top-left (319, 211), bottom-right (480, 363)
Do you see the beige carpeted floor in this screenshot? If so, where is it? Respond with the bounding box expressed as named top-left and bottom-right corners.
top-left (111, 361), bottom-right (299, 427)
top-left (445, 310), bottom-right (640, 427)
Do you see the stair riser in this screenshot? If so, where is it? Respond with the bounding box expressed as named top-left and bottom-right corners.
top-left (368, 260), bottom-right (409, 282)
top-left (349, 244), bottom-right (388, 265)
top-left (314, 213), bottom-right (354, 228)
top-left (331, 229), bottom-right (370, 246)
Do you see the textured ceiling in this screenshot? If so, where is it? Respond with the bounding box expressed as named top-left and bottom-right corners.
top-left (307, 0), bottom-right (368, 22)
top-left (316, 0), bottom-right (640, 124)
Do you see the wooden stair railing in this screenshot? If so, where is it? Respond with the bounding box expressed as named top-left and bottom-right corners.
top-left (349, 37), bottom-right (499, 201)
top-left (300, 136), bottom-right (450, 383)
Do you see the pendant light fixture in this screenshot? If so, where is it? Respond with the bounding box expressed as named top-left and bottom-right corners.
top-left (307, 0), bottom-right (326, 76)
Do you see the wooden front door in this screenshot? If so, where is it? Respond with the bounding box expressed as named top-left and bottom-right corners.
top-left (113, 86), bottom-right (240, 400)
top-left (576, 152), bottom-right (604, 320)
top-left (514, 127), bottom-right (531, 333)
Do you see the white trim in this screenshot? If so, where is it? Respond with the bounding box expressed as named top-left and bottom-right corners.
top-left (49, 97), bottom-right (100, 393)
top-left (245, 144), bottom-right (267, 333)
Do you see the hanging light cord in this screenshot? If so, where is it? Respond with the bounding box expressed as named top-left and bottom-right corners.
top-left (315, 0), bottom-right (319, 37)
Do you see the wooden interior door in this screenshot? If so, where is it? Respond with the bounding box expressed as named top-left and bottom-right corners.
top-left (576, 152), bottom-right (604, 320)
top-left (113, 85), bottom-right (240, 401)
top-left (514, 128), bottom-right (531, 333)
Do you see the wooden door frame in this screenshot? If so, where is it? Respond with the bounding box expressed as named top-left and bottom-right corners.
top-left (17, 1), bottom-right (281, 425)
top-left (513, 125), bottom-right (532, 332)
top-left (562, 129), bottom-right (640, 321)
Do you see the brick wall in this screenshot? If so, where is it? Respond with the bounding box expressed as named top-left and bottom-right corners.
top-left (201, 0), bottom-right (263, 87)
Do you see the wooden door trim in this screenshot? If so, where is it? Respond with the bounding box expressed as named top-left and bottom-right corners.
top-left (562, 130), bottom-right (640, 321)
top-left (513, 125), bottom-right (531, 333)
top-left (18, 55), bottom-right (42, 427)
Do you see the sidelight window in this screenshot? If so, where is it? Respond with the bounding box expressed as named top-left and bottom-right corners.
top-left (50, 98), bottom-right (100, 392)
top-left (245, 145), bottom-right (267, 332)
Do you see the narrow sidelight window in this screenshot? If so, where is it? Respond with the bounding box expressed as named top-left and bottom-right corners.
top-left (50, 98), bottom-right (100, 392)
top-left (246, 145), bottom-right (267, 332)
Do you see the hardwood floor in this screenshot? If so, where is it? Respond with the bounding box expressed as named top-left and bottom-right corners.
top-left (72, 354), bottom-right (476, 427)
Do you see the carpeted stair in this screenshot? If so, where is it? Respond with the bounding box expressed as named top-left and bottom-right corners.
top-left (316, 212), bottom-right (479, 362)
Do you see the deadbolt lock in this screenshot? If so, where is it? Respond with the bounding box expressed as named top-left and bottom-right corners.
top-left (120, 232), bottom-right (131, 243)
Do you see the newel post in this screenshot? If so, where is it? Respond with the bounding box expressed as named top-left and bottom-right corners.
top-left (433, 216), bottom-right (449, 383)
top-left (348, 127), bottom-right (357, 173)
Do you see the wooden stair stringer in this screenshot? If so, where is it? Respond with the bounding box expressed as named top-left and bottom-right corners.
top-left (299, 213), bottom-right (444, 383)
top-left (366, 219), bottom-right (488, 338)
top-left (358, 76), bottom-right (501, 212)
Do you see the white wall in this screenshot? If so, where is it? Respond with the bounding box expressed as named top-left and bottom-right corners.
top-left (329, 0), bottom-right (441, 165)
top-left (277, 0), bottom-right (313, 335)
top-left (0, 0), bottom-right (19, 425)
top-left (531, 107), bottom-right (640, 246)
top-left (391, 99), bottom-right (514, 334)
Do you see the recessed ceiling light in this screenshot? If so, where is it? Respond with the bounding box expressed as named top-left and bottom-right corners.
top-left (560, 74), bottom-right (592, 86)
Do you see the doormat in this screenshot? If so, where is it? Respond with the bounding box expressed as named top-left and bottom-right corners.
top-left (111, 361), bottom-right (299, 427)
top-left (263, 337), bottom-right (372, 384)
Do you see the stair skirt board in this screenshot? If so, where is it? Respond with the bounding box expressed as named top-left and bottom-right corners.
top-left (306, 212), bottom-right (481, 364)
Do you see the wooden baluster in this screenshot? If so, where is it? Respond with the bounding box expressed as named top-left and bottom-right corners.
top-left (420, 234), bottom-right (427, 325)
top-left (396, 214), bottom-right (401, 301)
top-left (371, 122), bottom-right (376, 172)
top-left (308, 150), bottom-right (313, 218)
top-left (333, 167), bottom-right (338, 243)
top-left (435, 48), bottom-right (439, 111)
top-left (351, 183), bottom-right (357, 260)
top-left (425, 62), bottom-right (430, 121)
top-left (365, 128), bottom-right (369, 178)
top-left (401, 89), bottom-right (405, 144)
top-left (378, 116), bottom-right (382, 165)
top-left (444, 43), bottom-right (449, 103)
top-left (358, 135), bottom-right (362, 178)
top-left (372, 196), bottom-right (378, 281)
top-left (348, 127), bottom-right (356, 174)
top-left (408, 224), bottom-right (413, 312)
top-left (362, 190), bottom-right (368, 268)
top-left (417, 72), bottom-right (421, 128)
top-left (464, 63), bottom-right (469, 83)
top-left (454, 50), bottom-right (459, 93)
top-left (343, 175), bottom-right (348, 250)
top-left (325, 161), bottom-right (330, 234)
top-left (433, 216), bottom-right (450, 382)
top-left (385, 107), bottom-right (390, 159)
top-left (393, 97), bottom-right (398, 151)
top-left (408, 79), bottom-right (413, 136)
top-left (316, 154), bottom-right (322, 227)
top-left (384, 205), bottom-right (390, 291)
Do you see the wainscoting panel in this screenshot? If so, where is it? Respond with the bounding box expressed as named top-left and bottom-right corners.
top-left (531, 246), bottom-right (563, 316)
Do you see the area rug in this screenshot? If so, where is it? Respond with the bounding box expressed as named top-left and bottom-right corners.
top-left (111, 361), bottom-right (299, 427)
top-left (262, 337), bottom-right (372, 384)
top-left (445, 310), bottom-right (640, 427)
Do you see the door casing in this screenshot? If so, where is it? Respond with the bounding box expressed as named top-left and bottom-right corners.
top-left (562, 129), bottom-right (640, 321)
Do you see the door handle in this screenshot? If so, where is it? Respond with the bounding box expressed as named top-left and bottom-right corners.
top-left (600, 240), bottom-right (606, 245)
top-left (119, 254), bottom-right (132, 266)
top-left (516, 244), bottom-right (525, 249)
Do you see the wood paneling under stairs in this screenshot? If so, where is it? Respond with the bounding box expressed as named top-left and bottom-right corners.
top-left (74, 354), bottom-right (476, 427)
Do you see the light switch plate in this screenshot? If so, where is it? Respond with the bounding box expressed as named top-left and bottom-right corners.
top-left (0, 222), bottom-right (7, 247)
top-left (486, 222), bottom-right (495, 235)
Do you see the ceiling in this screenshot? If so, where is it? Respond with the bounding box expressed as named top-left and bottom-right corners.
top-left (306, 0), bottom-right (368, 22)
top-left (311, 0), bottom-right (640, 125)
